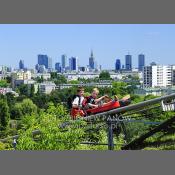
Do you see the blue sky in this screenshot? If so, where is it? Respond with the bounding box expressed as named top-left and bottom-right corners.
top-left (0, 24), bottom-right (175, 69)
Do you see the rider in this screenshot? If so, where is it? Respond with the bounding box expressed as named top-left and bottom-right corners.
top-left (71, 87), bottom-right (85, 119)
top-left (82, 88), bottom-right (108, 109)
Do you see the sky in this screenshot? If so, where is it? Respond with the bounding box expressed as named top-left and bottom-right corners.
top-left (0, 24), bottom-right (175, 69)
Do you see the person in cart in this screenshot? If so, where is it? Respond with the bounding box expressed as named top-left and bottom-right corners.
top-left (82, 88), bottom-right (131, 109)
top-left (70, 87), bottom-right (85, 119)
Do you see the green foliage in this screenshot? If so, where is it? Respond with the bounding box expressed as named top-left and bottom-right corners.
top-left (0, 79), bottom-right (8, 87)
top-left (0, 99), bottom-right (10, 130)
top-left (50, 73), bottom-right (67, 85)
top-left (18, 84), bottom-right (29, 96)
top-left (46, 102), bottom-right (68, 118)
top-left (131, 94), bottom-right (144, 104)
top-left (0, 142), bottom-right (12, 150)
top-left (16, 104), bottom-right (86, 150)
top-left (30, 84), bottom-right (35, 97)
top-left (69, 80), bottom-right (79, 84)
top-left (112, 81), bottom-right (128, 96)
top-left (32, 93), bottom-right (50, 109)
top-left (35, 76), bottom-right (44, 83)
top-left (11, 99), bottom-right (37, 120)
top-left (99, 71), bottom-right (111, 80)
top-left (144, 94), bottom-right (157, 101)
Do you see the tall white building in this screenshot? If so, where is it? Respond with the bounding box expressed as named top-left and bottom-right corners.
top-left (143, 64), bottom-right (173, 88)
top-left (172, 65), bottom-right (175, 86)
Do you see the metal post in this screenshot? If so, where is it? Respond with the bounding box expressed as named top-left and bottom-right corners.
top-left (107, 118), bottom-right (114, 150)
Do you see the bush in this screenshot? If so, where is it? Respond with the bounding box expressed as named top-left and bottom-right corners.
top-left (16, 104), bottom-right (86, 150)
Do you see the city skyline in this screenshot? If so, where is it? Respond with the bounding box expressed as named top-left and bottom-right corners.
top-left (1, 24), bottom-right (175, 69)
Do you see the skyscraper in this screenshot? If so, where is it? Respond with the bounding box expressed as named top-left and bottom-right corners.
top-left (138, 54), bottom-right (145, 71)
top-left (69, 57), bottom-right (78, 71)
top-left (19, 59), bottom-right (24, 70)
top-left (94, 61), bottom-right (98, 70)
top-left (55, 62), bottom-right (61, 72)
top-left (115, 59), bottom-right (121, 71)
top-left (38, 54), bottom-right (52, 70)
top-left (61, 54), bottom-right (67, 69)
top-left (89, 50), bottom-right (95, 69)
top-left (125, 54), bottom-right (132, 70)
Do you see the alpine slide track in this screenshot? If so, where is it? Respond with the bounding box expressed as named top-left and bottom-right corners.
top-left (1, 93), bottom-right (175, 150)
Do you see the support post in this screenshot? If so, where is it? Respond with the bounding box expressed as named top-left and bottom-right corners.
top-left (107, 118), bottom-right (114, 150)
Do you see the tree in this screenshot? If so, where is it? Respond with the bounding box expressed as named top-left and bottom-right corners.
top-left (0, 99), bottom-right (10, 130)
top-left (18, 84), bottom-right (29, 96)
top-left (99, 71), bottom-right (111, 80)
top-left (11, 99), bottom-right (37, 119)
top-left (112, 81), bottom-right (128, 97)
top-left (6, 76), bottom-right (12, 84)
top-left (35, 76), bottom-right (44, 83)
top-left (50, 72), bottom-right (57, 79)
top-left (54, 75), bottom-right (67, 85)
top-left (69, 80), bottom-right (79, 84)
top-left (16, 103), bottom-right (86, 150)
top-left (32, 94), bottom-right (50, 109)
top-left (30, 84), bottom-right (35, 97)
top-left (0, 79), bottom-right (8, 87)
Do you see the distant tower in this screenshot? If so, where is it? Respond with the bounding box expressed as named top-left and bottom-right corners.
top-left (69, 57), bottom-right (78, 71)
top-left (115, 59), bottom-right (121, 71)
top-left (61, 54), bottom-right (67, 69)
top-left (19, 60), bottom-right (24, 70)
top-left (89, 50), bottom-right (95, 69)
top-left (55, 62), bottom-right (62, 72)
top-left (138, 54), bottom-right (145, 71)
top-left (125, 54), bottom-right (132, 70)
top-left (38, 54), bottom-right (52, 70)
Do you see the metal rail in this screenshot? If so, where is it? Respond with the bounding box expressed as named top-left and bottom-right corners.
top-left (0, 130), bottom-right (40, 143)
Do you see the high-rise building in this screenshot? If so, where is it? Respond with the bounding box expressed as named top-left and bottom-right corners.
top-left (55, 62), bottom-right (62, 72)
top-left (99, 65), bottom-right (102, 71)
top-left (19, 60), bottom-right (25, 70)
top-left (35, 64), bottom-right (40, 71)
top-left (172, 65), bottom-right (175, 86)
top-left (115, 59), bottom-right (121, 71)
top-left (89, 50), bottom-right (95, 70)
top-left (94, 61), bottom-right (98, 70)
top-left (143, 64), bottom-right (173, 87)
top-left (38, 54), bottom-right (52, 70)
top-left (125, 54), bottom-right (132, 70)
top-left (138, 54), bottom-right (145, 71)
top-left (61, 54), bottom-right (67, 69)
top-left (69, 57), bottom-right (78, 71)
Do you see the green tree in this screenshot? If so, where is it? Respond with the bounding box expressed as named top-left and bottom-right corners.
top-left (18, 84), bottom-right (29, 96)
top-left (0, 99), bottom-right (10, 130)
top-left (32, 93), bottom-right (50, 109)
top-left (0, 79), bottom-right (8, 87)
top-left (16, 104), bottom-right (86, 150)
top-left (11, 99), bottom-right (37, 119)
top-left (69, 80), bottom-right (79, 84)
top-left (99, 71), bottom-right (111, 80)
top-left (6, 76), bottom-right (12, 84)
top-left (30, 84), bottom-right (35, 97)
top-left (54, 75), bottom-right (67, 85)
top-left (112, 81), bottom-right (128, 97)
